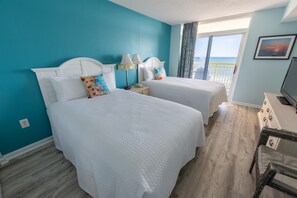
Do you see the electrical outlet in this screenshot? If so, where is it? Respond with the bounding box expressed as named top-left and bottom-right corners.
top-left (19, 118), bottom-right (30, 128)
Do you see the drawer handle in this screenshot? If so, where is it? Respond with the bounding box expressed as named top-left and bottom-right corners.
top-left (264, 101), bottom-right (267, 105)
top-left (269, 115), bottom-right (273, 121)
top-left (261, 109), bottom-right (264, 113)
top-left (266, 108), bottom-right (270, 113)
top-left (263, 117), bottom-right (267, 122)
top-left (269, 139), bottom-right (274, 147)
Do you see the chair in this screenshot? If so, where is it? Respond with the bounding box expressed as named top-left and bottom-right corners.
top-left (249, 127), bottom-right (297, 198)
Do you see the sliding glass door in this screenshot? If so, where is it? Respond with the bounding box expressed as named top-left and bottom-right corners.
top-left (193, 34), bottom-right (243, 94)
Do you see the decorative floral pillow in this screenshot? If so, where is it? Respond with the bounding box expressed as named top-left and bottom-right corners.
top-left (154, 67), bottom-right (165, 80)
top-left (80, 75), bottom-right (109, 98)
top-left (95, 74), bottom-right (110, 93)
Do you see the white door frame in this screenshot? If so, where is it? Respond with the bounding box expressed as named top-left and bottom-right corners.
top-left (228, 31), bottom-right (248, 101)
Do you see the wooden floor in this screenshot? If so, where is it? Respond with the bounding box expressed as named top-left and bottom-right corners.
top-left (0, 103), bottom-right (292, 198)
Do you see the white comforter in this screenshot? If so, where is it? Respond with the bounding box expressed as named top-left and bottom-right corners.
top-left (142, 77), bottom-right (228, 124)
top-left (47, 89), bottom-right (205, 198)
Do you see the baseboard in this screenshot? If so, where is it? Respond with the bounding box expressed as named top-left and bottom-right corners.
top-left (0, 136), bottom-right (53, 166)
top-left (231, 100), bottom-right (261, 109)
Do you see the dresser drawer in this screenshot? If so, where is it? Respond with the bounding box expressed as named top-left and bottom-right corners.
top-left (258, 98), bottom-right (270, 128)
top-left (267, 109), bottom-right (280, 129)
top-left (260, 99), bottom-right (270, 116)
top-left (266, 136), bottom-right (280, 150)
top-left (265, 109), bottom-right (281, 149)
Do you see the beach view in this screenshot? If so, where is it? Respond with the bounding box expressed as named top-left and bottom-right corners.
top-left (193, 34), bottom-right (242, 93)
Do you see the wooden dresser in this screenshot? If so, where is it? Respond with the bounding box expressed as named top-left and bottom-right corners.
top-left (258, 92), bottom-right (297, 157)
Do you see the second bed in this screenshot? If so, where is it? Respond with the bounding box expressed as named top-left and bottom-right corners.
top-left (139, 57), bottom-right (228, 125)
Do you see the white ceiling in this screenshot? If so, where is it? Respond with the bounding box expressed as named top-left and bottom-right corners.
top-left (110, 0), bottom-right (289, 25)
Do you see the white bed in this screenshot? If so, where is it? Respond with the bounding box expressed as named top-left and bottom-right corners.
top-left (32, 57), bottom-right (205, 198)
top-left (138, 57), bottom-right (228, 125)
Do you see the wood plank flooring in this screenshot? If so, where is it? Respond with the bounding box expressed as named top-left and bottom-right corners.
top-left (0, 103), bottom-right (293, 198)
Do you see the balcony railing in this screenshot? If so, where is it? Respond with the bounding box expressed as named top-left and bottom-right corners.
top-left (192, 62), bottom-right (236, 93)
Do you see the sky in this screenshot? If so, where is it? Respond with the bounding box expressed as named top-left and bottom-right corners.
top-left (195, 34), bottom-right (242, 58)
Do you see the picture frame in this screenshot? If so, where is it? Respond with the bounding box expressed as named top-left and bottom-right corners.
top-left (254, 34), bottom-right (297, 60)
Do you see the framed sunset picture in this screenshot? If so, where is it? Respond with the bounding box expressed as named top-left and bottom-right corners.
top-left (254, 34), bottom-right (297, 60)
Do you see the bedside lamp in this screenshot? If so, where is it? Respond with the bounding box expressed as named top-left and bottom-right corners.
top-left (132, 54), bottom-right (143, 85)
top-left (118, 53), bottom-right (135, 90)
top-left (132, 54), bottom-right (143, 65)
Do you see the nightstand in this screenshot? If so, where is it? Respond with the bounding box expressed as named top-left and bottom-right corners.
top-left (129, 85), bottom-right (150, 95)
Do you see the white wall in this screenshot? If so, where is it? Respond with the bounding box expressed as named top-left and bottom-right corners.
top-left (169, 25), bottom-right (182, 76)
top-left (233, 7), bottom-right (297, 106)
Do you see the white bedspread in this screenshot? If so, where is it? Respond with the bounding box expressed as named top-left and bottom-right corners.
top-left (142, 77), bottom-right (228, 124)
top-left (47, 89), bottom-right (205, 198)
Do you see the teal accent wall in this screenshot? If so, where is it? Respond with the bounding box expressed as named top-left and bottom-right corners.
top-left (233, 7), bottom-right (297, 106)
top-left (0, 0), bottom-right (170, 154)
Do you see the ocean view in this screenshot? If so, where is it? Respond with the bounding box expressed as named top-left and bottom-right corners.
top-left (194, 57), bottom-right (237, 63)
top-left (193, 57), bottom-right (237, 93)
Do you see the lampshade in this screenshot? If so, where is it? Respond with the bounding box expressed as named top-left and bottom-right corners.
top-left (121, 53), bottom-right (133, 65)
top-left (132, 54), bottom-right (142, 64)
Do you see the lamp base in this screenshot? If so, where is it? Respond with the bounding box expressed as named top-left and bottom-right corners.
top-left (124, 86), bottom-right (131, 90)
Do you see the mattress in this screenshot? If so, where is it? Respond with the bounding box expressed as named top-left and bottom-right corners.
top-left (142, 77), bottom-right (228, 124)
top-left (47, 89), bottom-right (205, 198)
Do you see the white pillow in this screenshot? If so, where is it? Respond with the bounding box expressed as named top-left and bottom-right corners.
top-left (50, 76), bottom-right (87, 102)
top-left (162, 67), bottom-right (167, 77)
top-left (143, 67), bottom-right (154, 81)
top-left (103, 70), bottom-right (116, 90)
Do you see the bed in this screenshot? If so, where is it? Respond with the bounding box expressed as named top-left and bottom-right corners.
top-left (138, 57), bottom-right (228, 125)
top-left (32, 57), bottom-right (205, 198)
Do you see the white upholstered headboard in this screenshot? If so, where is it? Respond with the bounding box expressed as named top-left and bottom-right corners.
top-left (32, 57), bottom-right (116, 108)
top-left (138, 57), bottom-right (165, 83)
